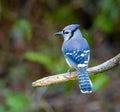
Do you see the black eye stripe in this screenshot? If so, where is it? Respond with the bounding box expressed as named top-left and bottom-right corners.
top-left (69, 27), bottom-right (78, 40)
top-left (65, 31), bottom-right (69, 34)
top-left (63, 30), bottom-right (69, 34)
top-left (63, 27), bottom-right (78, 40)
top-left (63, 30), bottom-right (65, 34)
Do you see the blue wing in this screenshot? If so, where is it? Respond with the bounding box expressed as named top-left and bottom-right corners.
top-left (64, 49), bottom-right (92, 93)
top-left (64, 49), bottom-right (90, 70)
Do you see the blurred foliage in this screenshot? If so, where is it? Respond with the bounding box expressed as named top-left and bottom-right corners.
top-left (82, 30), bottom-right (92, 46)
top-left (24, 51), bottom-right (68, 74)
top-left (0, 0), bottom-right (120, 112)
top-left (5, 92), bottom-right (29, 112)
top-left (0, 84), bottom-right (30, 112)
top-left (94, 0), bottom-right (120, 32)
top-left (91, 73), bottom-right (110, 91)
top-left (10, 19), bottom-right (32, 42)
top-left (48, 6), bottom-right (77, 25)
top-left (8, 63), bottom-right (28, 80)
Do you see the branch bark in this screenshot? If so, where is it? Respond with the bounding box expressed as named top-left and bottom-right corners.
top-left (32, 53), bottom-right (120, 87)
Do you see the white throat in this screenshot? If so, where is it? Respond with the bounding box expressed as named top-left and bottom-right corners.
top-left (64, 36), bottom-right (70, 41)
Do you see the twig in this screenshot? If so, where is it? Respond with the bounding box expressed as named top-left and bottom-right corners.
top-left (32, 53), bottom-right (120, 87)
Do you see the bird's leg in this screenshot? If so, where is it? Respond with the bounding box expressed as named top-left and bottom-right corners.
top-left (64, 68), bottom-right (73, 79)
top-left (67, 68), bottom-right (72, 75)
top-left (65, 68), bottom-right (75, 79)
top-left (67, 68), bottom-right (75, 75)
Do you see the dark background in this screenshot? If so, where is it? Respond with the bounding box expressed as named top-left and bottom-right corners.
top-left (0, 0), bottom-right (120, 112)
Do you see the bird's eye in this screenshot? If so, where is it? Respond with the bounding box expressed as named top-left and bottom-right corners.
top-left (65, 31), bottom-right (69, 34)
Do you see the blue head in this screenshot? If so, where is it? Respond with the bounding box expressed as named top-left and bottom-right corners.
top-left (55, 24), bottom-right (81, 41)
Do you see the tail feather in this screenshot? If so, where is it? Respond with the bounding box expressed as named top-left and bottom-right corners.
top-left (77, 71), bottom-right (92, 93)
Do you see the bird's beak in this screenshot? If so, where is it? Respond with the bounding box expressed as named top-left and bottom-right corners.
top-left (54, 31), bottom-right (63, 36)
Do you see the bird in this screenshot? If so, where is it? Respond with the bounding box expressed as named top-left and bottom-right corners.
top-left (54, 24), bottom-right (92, 93)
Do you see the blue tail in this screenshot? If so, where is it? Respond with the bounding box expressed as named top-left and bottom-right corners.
top-left (77, 70), bottom-right (92, 93)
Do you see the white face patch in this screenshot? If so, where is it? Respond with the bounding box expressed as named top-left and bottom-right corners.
top-left (63, 30), bottom-right (72, 41)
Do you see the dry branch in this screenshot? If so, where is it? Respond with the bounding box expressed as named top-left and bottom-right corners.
top-left (32, 53), bottom-right (120, 87)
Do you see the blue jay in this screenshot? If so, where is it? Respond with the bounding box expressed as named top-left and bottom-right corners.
top-left (55, 24), bottom-right (92, 93)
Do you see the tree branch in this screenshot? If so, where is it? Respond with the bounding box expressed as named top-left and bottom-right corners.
top-left (32, 53), bottom-right (120, 87)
